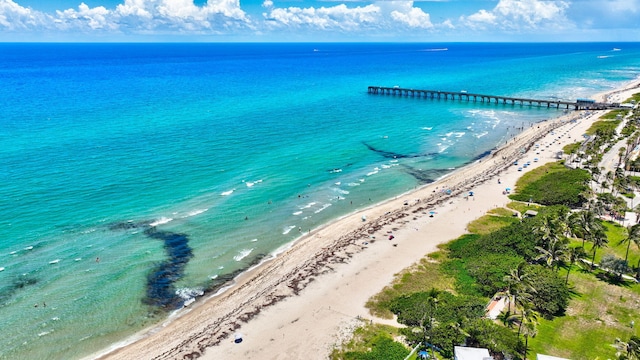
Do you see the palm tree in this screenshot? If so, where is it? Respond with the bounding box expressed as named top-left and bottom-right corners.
top-left (619, 147), bottom-right (627, 168)
top-left (497, 309), bottom-right (519, 328)
top-left (590, 227), bottom-right (609, 270)
top-left (503, 263), bottom-right (535, 317)
top-left (520, 305), bottom-right (539, 360)
top-left (565, 246), bottom-right (587, 285)
top-left (616, 335), bottom-right (640, 360)
top-left (536, 212), bottom-right (569, 248)
top-left (621, 223), bottom-right (640, 263)
top-left (569, 210), bottom-right (602, 249)
top-left (535, 238), bottom-right (568, 270)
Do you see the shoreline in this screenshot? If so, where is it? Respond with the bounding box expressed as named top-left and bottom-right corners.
top-left (95, 81), bottom-right (640, 360)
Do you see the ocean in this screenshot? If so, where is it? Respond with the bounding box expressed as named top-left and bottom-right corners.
top-left (0, 42), bottom-right (639, 359)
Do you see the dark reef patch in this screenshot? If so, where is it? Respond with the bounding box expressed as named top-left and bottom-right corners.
top-left (400, 165), bottom-right (452, 184)
top-left (143, 228), bottom-right (194, 309)
top-left (0, 276), bottom-right (39, 307)
top-left (108, 220), bottom-right (152, 231)
top-left (362, 142), bottom-right (436, 159)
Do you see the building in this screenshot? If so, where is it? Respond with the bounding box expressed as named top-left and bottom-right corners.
top-left (454, 346), bottom-right (494, 360)
top-left (537, 354), bottom-right (570, 360)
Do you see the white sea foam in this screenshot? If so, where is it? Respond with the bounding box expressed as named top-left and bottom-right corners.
top-left (347, 182), bottom-right (360, 187)
top-left (210, 274), bottom-right (218, 280)
top-left (38, 331), bottom-right (52, 337)
top-left (314, 203), bottom-right (332, 214)
top-left (422, 127), bottom-right (433, 130)
top-left (329, 169), bottom-right (342, 173)
top-left (300, 202), bottom-right (316, 209)
top-left (149, 217), bottom-right (173, 227)
top-left (335, 182), bottom-right (341, 186)
top-left (251, 238), bottom-right (258, 242)
top-left (187, 209), bottom-right (208, 217)
top-left (282, 225), bottom-right (296, 235)
top-left (9, 251), bottom-right (17, 255)
top-left (24, 246), bottom-right (33, 251)
top-left (74, 258), bottom-right (82, 262)
top-left (176, 287), bottom-right (204, 307)
top-left (359, 178), bottom-right (365, 182)
top-left (453, 132), bottom-right (465, 138)
top-left (234, 248), bottom-right (253, 261)
top-left (381, 164), bottom-right (391, 169)
top-left (49, 259), bottom-right (60, 264)
top-left (292, 211), bottom-right (303, 216)
top-left (244, 179), bottom-right (263, 187)
top-left (335, 188), bottom-right (350, 195)
top-left (475, 131), bottom-right (489, 139)
top-left (0, 267), bottom-right (4, 272)
top-left (367, 168), bottom-right (379, 176)
top-left (220, 189), bottom-right (235, 196)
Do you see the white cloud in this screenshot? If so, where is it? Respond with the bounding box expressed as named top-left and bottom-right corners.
top-left (388, 2), bottom-right (433, 28)
top-left (465, 9), bottom-right (496, 25)
top-left (461, 0), bottom-right (570, 31)
top-left (0, 0), bottom-right (252, 35)
top-left (264, 1), bottom-right (433, 31)
top-left (0, 0), bottom-right (50, 30)
top-left (266, 3), bottom-right (380, 30)
top-left (56, 3), bottom-right (115, 30)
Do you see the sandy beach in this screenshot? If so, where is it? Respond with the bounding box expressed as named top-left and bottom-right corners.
top-left (96, 81), bottom-right (640, 360)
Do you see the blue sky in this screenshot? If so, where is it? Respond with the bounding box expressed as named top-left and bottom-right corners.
top-left (1, 0), bottom-right (639, 41)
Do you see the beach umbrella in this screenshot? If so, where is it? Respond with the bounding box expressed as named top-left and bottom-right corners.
top-left (429, 211), bottom-right (436, 217)
top-left (505, 187), bottom-right (511, 191)
top-left (234, 333), bottom-right (243, 343)
top-left (418, 350), bottom-right (429, 359)
top-left (468, 191), bottom-right (474, 196)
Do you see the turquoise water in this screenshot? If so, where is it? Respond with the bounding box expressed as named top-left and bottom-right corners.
top-left (0, 43), bottom-right (639, 359)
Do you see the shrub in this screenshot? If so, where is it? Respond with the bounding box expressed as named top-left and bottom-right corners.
top-left (466, 254), bottom-right (525, 296)
top-left (510, 168), bottom-right (590, 208)
top-left (526, 264), bottom-right (570, 318)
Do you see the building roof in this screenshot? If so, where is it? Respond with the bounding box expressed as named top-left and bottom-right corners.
top-left (454, 346), bottom-right (492, 360)
top-left (537, 354), bottom-right (570, 360)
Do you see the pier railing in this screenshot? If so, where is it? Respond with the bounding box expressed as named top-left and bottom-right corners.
top-left (367, 86), bottom-right (616, 110)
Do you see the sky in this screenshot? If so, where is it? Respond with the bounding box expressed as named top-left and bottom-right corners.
top-left (0, 0), bottom-right (639, 42)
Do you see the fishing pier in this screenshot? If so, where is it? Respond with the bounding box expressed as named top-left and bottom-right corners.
top-left (367, 86), bottom-right (616, 110)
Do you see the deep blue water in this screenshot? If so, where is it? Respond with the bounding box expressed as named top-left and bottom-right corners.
top-left (0, 42), bottom-right (639, 359)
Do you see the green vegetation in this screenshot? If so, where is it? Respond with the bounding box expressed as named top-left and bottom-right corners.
top-left (529, 269), bottom-right (640, 359)
top-left (628, 92), bottom-right (640, 103)
top-left (600, 109), bottom-right (629, 120)
top-left (562, 142), bottom-right (581, 155)
top-left (509, 163), bottom-right (590, 208)
top-left (336, 101), bottom-right (640, 359)
top-left (330, 324), bottom-right (410, 360)
top-left (585, 119), bottom-right (620, 136)
top-left (507, 201), bottom-right (543, 215)
top-left (466, 208), bottom-right (520, 234)
top-left (366, 254), bottom-right (456, 319)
